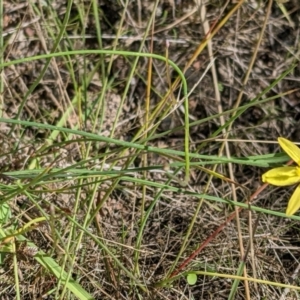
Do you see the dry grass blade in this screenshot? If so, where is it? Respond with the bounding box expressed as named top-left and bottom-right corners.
top-left (1, 0), bottom-right (300, 299)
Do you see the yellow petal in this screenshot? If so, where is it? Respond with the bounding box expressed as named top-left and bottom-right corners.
top-left (278, 137), bottom-right (300, 166)
top-left (286, 184), bottom-right (300, 215)
top-left (262, 167), bottom-right (300, 186)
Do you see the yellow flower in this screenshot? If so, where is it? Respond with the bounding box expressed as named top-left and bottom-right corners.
top-left (262, 137), bottom-right (300, 216)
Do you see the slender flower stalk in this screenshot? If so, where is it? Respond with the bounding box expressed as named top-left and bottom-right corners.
top-left (262, 137), bottom-right (300, 216)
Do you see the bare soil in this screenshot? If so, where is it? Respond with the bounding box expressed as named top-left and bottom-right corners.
top-left (1, 1), bottom-right (300, 299)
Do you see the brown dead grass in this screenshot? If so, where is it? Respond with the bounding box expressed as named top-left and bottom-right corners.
top-left (1, 0), bottom-right (300, 299)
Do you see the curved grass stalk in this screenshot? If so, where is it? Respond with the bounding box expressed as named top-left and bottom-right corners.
top-left (0, 50), bottom-right (190, 183)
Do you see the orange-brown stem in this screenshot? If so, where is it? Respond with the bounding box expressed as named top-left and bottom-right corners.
top-left (169, 159), bottom-right (294, 278)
